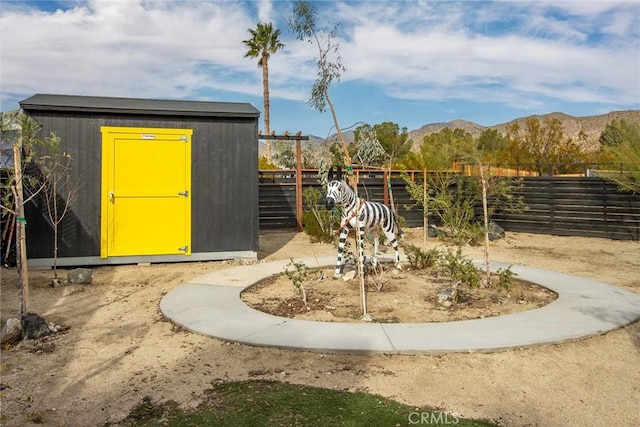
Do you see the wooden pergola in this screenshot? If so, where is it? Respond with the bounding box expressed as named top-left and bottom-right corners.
top-left (259, 132), bottom-right (310, 231)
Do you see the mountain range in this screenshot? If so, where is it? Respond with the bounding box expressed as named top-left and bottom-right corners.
top-left (260, 110), bottom-right (640, 154)
top-left (407, 110), bottom-right (640, 151)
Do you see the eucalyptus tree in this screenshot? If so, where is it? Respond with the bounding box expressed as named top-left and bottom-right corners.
top-left (290, 1), bottom-right (379, 319)
top-left (242, 22), bottom-right (285, 162)
top-left (288, 0), bottom-right (348, 161)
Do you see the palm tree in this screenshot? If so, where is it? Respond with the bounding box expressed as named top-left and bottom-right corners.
top-left (242, 22), bottom-right (285, 162)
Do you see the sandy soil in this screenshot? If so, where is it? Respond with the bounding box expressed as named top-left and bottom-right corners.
top-left (0, 229), bottom-right (638, 426)
top-left (242, 265), bottom-right (557, 323)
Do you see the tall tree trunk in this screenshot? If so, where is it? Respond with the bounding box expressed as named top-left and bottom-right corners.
top-left (12, 142), bottom-right (29, 315)
top-left (53, 188), bottom-right (59, 280)
top-left (262, 54), bottom-right (272, 163)
top-left (479, 161), bottom-right (491, 287)
top-left (325, 91), bottom-right (370, 318)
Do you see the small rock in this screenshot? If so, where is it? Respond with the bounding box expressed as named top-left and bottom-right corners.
top-left (342, 270), bottom-right (357, 281)
top-left (1, 318), bottom-right (22, 345)
top-left (488, 222), bottom-right (505, 241)
top-left (21, 313), bottom-right (51, 340)
top-left (437, 288), bottom-right (457, 304)
top-left (68, 268), bottom-right (92, 284)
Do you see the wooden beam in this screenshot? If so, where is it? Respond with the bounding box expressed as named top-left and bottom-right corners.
top-left (258, 135), bottom-right (310, 140)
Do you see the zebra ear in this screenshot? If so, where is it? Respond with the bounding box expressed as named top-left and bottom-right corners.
top-left (328, 166), bottom-right (334, 181)
top-left (337, 166), bottom-right (342, 181)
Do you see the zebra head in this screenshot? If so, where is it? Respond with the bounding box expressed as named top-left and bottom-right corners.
top-left (325, 166), bottom-right (348, 210)
top-left (325, 180), bottom-right (344, 210)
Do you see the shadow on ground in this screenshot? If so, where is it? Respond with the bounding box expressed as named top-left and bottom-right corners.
top-left (258, 230), bottom-right (300, 259)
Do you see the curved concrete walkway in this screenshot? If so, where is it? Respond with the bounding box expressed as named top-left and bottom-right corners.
top-left (160, 256), bottom-right (640, 354)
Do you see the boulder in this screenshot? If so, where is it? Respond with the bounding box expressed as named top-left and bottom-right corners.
top-left (488, 222), bottom-right (505, 241)
top-left (437, 287), bottom-right (458, 307)
top-left (21, 313), bottom-right (51, 340)
top-left (68, 268), bottom-right (92, 284)
top-left (1, 318), bottom-right (22, 344)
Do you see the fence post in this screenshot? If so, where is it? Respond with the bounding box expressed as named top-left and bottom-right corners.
top-left (295, 139), bottom-right (303, 232)
top-left (383, 170), bottom-right (389, 205)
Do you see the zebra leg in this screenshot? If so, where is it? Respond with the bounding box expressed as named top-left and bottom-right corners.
top-left (384, 230), bottom-right (402, 270)
top-left (371, 234), bottom-right (379, 268)
top-left (333, 226), bottom-right (351, 279)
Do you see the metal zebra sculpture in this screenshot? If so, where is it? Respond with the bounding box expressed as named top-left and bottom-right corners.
top-left (324, 167), bottom-right (402, 279)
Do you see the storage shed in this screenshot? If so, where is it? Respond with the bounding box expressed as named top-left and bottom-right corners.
top-left (20, 94), bottom-right (260, 266)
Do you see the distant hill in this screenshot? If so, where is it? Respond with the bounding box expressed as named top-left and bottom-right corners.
top-left (409, 119), bottom-right (485, 142)
top-left (408, 110), bottom-right (640, 152)
top-left (259, 110), bottom-right (640, 156)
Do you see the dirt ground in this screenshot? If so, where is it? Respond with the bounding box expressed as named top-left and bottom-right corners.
top-left (0, 229), bottom-right (638, 426)
top-left (242, 265), bottom-right (557, 323)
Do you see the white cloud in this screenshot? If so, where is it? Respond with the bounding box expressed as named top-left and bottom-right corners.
top-left (0, 0), bottom-right (637, 117)
top-left (257, 0), bottom-right (274, 24)
top-left (331, 0), bottom-right (639, 107)
top-left (1, 0), bottom-right (257, 101)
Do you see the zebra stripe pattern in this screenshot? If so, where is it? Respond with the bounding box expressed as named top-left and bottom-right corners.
top-left (325, 178), bottom-right (402, 278)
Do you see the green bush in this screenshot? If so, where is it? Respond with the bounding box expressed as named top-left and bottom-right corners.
top-left (302, 211), bottom-right (335, 243)
top-left (283, 259), bottom-right (310, 303)
top-left (404, 244), bottom-right (441, 270)
top-left (495, 266), bottom-right (516, 291)
top-left (440, 247), bottom-right (481, 287)
top-left (302, 187), bottom-right (340, 243)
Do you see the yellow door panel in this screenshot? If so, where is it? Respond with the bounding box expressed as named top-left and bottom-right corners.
top-left (100, 127), bottom-right (192, 258)
top-left (110, 197), bottom-right (188, 256)
top-left (113, 137), bottom-right (186, 196)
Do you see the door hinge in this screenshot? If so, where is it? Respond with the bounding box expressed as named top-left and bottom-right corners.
top-left (178, 190), bottom-right (189, 197)
top-left (178, 246), bottom-right (188, 253)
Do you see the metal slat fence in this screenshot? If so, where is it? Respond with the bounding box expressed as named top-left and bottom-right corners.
top-left (258, 170), bottom-right (640, 240)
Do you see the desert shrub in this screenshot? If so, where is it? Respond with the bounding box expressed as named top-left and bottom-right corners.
top-left (302, 187), bottom-right (340, 243)
top-left (440, 247), bottom-right (481, 287)
top-left (404, 244), bottom-right (441, 270)
top-left (302, 211), bottom-right (334, 243)
top-left (282, 259), bottom-right (310, 303)
top-left (495, 266), bottom-right (516, 291)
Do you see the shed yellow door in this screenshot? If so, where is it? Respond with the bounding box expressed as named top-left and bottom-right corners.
top-left (101, 127), bottom-right (192, 257)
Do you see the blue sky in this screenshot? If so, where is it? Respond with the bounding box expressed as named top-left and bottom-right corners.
top-left (1, 0), bottom-right (639, 137)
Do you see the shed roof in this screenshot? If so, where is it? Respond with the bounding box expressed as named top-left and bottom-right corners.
top-left (20, 94), bottom-right (260, 118)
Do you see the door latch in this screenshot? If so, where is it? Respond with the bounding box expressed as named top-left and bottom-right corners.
top-left (109, 192), bottom-right (115, 203)
top-left (178, 246), bottom-right (188, 253)
top-left (178, 191), bottom-right (189, 197)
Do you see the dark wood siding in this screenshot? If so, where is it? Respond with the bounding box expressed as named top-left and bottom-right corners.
top-left (257, 171), bottom-right (640, 241)
top-left (24, 109), bottom-right (258, 260)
